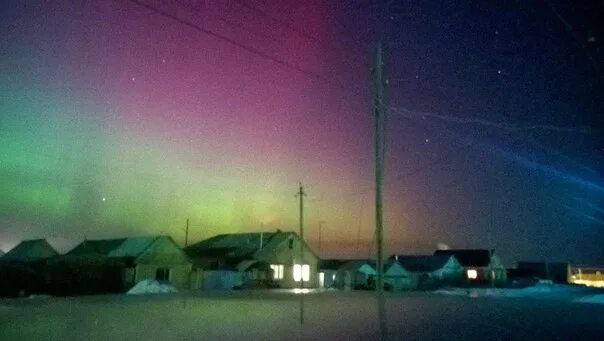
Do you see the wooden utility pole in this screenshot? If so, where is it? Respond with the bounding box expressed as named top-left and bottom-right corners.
top-left (296, 183), bottom-right (307, 287)
top-left (372, 41), bottom-right (386, 293)
top-left (185, 218), bottom-right (190, 247)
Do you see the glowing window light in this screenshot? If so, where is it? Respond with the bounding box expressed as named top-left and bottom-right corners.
top-left (270, 264), bottom-right (284, 280)
top-left (467, 269), bottom-right (478, 280)
top-left (294, 264), bottom-right (302, 282)
top-left (293, 264), bottom-right (310, 282)
top-left (302, 264), bottom-right (310, 282)
top-left (319, 272), bottom-right (325, 287)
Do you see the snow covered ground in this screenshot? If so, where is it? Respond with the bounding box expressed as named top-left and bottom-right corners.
top-left (1, 290), bottom-right (604, 340)
top-left (126, 280), bottom-right (178, 295)
top-left (434, 282), bottom-right (604, 303)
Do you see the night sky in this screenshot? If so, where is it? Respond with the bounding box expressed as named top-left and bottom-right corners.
top-left (1, 0), bottom-right (602, 265)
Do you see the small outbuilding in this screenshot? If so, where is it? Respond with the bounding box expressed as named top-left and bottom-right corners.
top-left (334, 260), bottom-right (376, 290)
top-left (391, 255), bottom-right (464, 289)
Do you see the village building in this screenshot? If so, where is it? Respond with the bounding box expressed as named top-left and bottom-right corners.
top-left (46, 235), bottom-right (193, 295)
top-left (434, 249), bottom-right (507, 286)
top-left (567, 264), bottom-right (604, 288)
top-left (333, 260), bottom-right (376, 290)
top-left (383, 260), bottom-right (415, 291)
top-left (185, 230), bottom-right (319, 289)
top-left (318, 259), bottom-right (347, 289)
top-left (390, 254), bottom-right (464, 289)
top-left (0, 239), bottom-right (58, 297)
top-left (516, 261), bottom-right (569, 284)
top-left (1, 239), bottom-right (58, 262)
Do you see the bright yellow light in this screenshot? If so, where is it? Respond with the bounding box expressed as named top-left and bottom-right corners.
top-left (270, 264), bottom-right (283, 279)
top-left (570, 279), bottom-right (604, 288)
top-left (293, 264), bottom-right (302, 282)
top-left (467, 269), bottom-right (478, 280)
top-left (293, 264), bottom-right (310, 282)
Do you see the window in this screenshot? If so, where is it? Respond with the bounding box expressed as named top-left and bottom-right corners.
top-left (288, 238), bottom-right (294, 249)
top-left (293, 264), bottom-right (310, 282)
top-left (156, 268), bottom-right (171, 281)
top-left (466, 269), bottom-right (478, 280)
top-left (319, 272), bottom-right (325, 288)
top-left (270, 264), bottom-right (284, 280)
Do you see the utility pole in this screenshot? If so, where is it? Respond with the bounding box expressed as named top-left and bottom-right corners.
top-left (185, 218), bottom-right (190, 248)
top-left (318, 220), bottom-right (325, 256)
top-left (372, 41), bottom-right (386, 293)
top-left (295, 183), bottom-right (307, 288)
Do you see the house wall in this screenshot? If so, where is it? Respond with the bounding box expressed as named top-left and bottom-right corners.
top-left (256, 235), bottom-right (319, 288)
top-left (132, 237), bottom-right (193, 289)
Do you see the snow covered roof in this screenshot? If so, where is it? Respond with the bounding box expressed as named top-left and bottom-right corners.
top-left (434, 249), bottom-right (493, 267)
top-left (68, 236), bottom-right (170, 259)
top-left (107, 237), bottom-right (157, 258)
top-left (1, 239), bottom-right (58, 261)
top-left (185, 230), bottom-right (304, 260)
top-left (391, 255), bottom-right (457, 273)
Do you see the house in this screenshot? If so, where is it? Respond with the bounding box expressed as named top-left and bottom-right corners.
top-left (390, 255), bottom-right (464, 289)
top-left (0, 239), bottom-right (58, 297)
top-left (185, 230), bottom-right (319, 289)
top-left (568, 264), bottom-right (604, 288)
top-left (1, 239), bottom-right (58, 262)
top-left (318, 259), bottom-right (347, 289)
top-left (46, 235), bottom-right (193, 295)
top-left (333, 260), bottom-right (376, 290)
top-left (516, 261), bottom-right (569, 284)
top-left (434, 249), bottom-right (507, 286)
top-left (383, 260), bottom-right (415, 291)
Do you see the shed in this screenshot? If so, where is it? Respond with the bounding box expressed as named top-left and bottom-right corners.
top-left (391, 255), bottom-right (464, 288)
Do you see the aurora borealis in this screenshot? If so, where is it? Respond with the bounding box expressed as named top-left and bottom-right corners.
top-left (1, 1), bottom-right (602, 265)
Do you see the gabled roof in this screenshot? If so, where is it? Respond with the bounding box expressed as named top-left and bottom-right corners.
top-left (434, 249), bottom-right (493, 267)
top-left (1, 239), bottom-right (58, 261)
top-left (107, 237), bottom-right (158, 258)
top-left (68, 239), bottom-right (125, 256)
top-left (67, 236), bottom-right (170, 259)
top-left (185, 230), bottom-right (306, 260)
top-left (338, 260), bottom-right (376, 274)
top-left (390, 255), bottom-right (457, 273)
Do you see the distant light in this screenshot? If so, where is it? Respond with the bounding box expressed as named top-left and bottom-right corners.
top-left (497, 70), bottom-right (502, 75)
top-left (102, 197), bottom-right (106, 202)
top-left (425, 138), bottom-right (430, 143)
top-left (131, 77), bottom-right (136, 81)
top-left (467, 269), bottom-right (478, 280)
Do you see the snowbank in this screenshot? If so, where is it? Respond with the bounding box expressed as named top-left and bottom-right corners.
top-left (434, 283), bottom-right (587, 299)
top-left (574, 295), bottom-right (604, 304)
top-left (126, 280), bottom-right (178, 295)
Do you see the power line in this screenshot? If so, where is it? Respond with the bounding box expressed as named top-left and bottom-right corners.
top-left (125, 0), bottom-right (344, 88)
top-left (389, 106), bottom-right (597, 134)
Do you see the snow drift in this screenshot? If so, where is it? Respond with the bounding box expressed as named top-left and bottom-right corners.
top-left (574, 294), bottom-right (604, 304)
top-left (126, 280), bottom-right (177, 295)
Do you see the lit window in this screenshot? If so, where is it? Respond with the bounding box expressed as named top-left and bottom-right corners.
top-left (293, 264), bottom-right (310, 282)
top-left (270, 264), bottom-right (284, 280)
top-left (467, 269), bottom-right (478, 280)
top-left (319, 272), bottom-right (325, 287)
